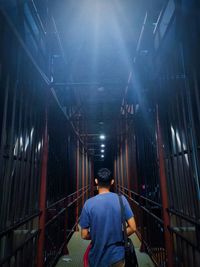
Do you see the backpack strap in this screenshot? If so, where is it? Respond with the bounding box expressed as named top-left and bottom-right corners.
top-left (118, 194), bottom-right (128, 247)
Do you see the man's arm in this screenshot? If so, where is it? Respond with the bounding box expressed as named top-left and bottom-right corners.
top-left (81, 228), bottom-right (91, 240)
top-left (126, 217), bottom-right (136, 236)
top-left (80, 201), bottom-right (91, 240)
top-left (122, 196), bottom-right (136, 236)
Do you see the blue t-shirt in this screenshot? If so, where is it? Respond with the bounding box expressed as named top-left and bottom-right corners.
top-left (79, 192), bottom-right (133, 267)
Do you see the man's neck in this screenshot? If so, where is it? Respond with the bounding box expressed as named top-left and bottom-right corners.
top-left (98, 187), bottom-right (110, 194)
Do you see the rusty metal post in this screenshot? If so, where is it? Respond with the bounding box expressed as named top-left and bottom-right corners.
top-left (114, 157), bottom-right (118, 192)
top-left (85, 154), bottom-right (87, 199)
top-left (114, 158), bottom-right (116, 181)
top-left (125, 137), bottom-right (131, 197)
top-left (91, 160), bottom-right (94, 196)
top-left (156, 105), bottom-right (173, 267)
top-left (76, 139), bottom-right (80, 230)
top-left (117, 156), bottom-right (121, 190)
top-left (125, 101), bottom-right (131, 195)
top-left (120, 134), bottom-right (124, 192)
top-left (37, 108), bottom-right (48, 267)
top-left (82, 147), bottom-right (85, 207)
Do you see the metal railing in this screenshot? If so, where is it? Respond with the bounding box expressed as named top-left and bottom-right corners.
top-left (117, 185), bottom-right (166, 266)
top-left (168, 208), bottom-right (200, 267)
top-left (44, 185), bottom-right (90, 267)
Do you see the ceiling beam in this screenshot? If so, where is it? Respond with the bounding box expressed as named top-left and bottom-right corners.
top-left (53, 82), bottom-right (128, 87)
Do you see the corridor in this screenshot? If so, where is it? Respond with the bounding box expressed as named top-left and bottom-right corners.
top-left (0, 1), bottom-right (200, 267)
top-left (55, 228), bottom-right (154, 267)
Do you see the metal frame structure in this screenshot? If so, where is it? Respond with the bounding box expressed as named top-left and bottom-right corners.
top-left (115, 1), bottom-right (200, 266)
top-left (0, 3), bottom-right (93, 267)
top-left (1, 1), bottom-right (200, 267)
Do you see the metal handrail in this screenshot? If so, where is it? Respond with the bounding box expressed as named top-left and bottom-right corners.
top-left (0, 211), bottom-right (41, 238)
top-left (167, 208), bottom-right (200, 227)
top-left (46, 187), bottom-right (89, 227)
top-left (168, 225), bottom-right (200, 251)
top-left (46, 185), bottom-right (89, 209)
top-left (0, 230), bottom-right (39, 265)
top-left (117, 185), bottom-right (163, 224)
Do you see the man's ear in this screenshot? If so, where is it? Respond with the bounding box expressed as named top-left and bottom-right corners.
top-left (111, 179), bottom-right (114, 185)
top-left (95, 179), bottom-right (98, 185)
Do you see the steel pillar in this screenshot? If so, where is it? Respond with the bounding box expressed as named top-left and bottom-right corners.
top-left (125, 138), bottom-right (131, 197)
top-left (37, 108), bottom-right (48, 267)
top-left (156, 105), bottom-right (173, 267)
top-left (76, 140), bottom-right (80, 231)
top-left (91, 160), bottom-right (94, 196)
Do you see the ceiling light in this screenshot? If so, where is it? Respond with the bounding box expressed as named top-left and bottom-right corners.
top-left (100, 134), bottom-right (105, 140)
top-left (101, 149), bottom-right (105, 153)
top-left (101, 155), bottom-right (104, 158)
top-left (101, 144), bottom-right (105, 148)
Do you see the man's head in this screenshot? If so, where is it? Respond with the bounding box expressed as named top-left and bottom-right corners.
top-left (95, 168), bottom-right (114, 188)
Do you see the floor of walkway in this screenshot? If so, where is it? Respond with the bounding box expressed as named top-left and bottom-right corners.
top-left (56, 227), bottom-right (154, 267)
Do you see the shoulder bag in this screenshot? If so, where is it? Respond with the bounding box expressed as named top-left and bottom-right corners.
top-left (118, 194), bottom-right (138, 267)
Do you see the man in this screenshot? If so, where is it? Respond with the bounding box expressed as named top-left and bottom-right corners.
top-left (80, 168), bottom-right (136, 267)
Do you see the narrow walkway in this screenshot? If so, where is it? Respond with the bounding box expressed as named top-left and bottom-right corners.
top-left (56, 227), bottom-right (154, 267)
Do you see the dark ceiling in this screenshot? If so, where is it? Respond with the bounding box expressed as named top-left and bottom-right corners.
top-left (49, 0), bottom-right (165, 160)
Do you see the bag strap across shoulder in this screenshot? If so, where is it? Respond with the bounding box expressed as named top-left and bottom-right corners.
top-left (118, 194), bottom-right (128, 247)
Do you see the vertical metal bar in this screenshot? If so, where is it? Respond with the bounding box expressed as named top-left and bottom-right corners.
top-left (120, 135), bottom-right (124, 192)
top-left (179, 89), bottom-right (199, 215)
top-left (0, 75), bottom-right (9, 228)
top-left (181, 44), bottom-right (200, 201)
top-left (28, 85), bottom-right (39, 216)
top-left (163, 104), bottom-right (178, 211)
top-left (156, 105), bottom-right (173, 267)
top-left (114, 158), bottom-right (116, 184)
top-left (86, 154), bottom-right (88, 200)
top-left (82, 147), bottom-right (85, 207)
top-left (37, 107), bottom-right (48, 267)
top-left (117, 156), bottom-right (120, 193)
top-left (91, 160), bottom-right (94, 197)
top-left (4, 76), bottom-right (18, 225)
top-left (88, 159), bottom-right (91, 196)
top-left (62, 207), bottom-right (68, 255)
top-left (76, 139), bottom-right (79, 227)
top-left (20, 87), bottom-right (31, 219)
top-left (175, 91), bottom-right (193, 215)
top-left (133, 134), bottom-right (139, 193)
top-left (125, 138), bottom-right (131, 197)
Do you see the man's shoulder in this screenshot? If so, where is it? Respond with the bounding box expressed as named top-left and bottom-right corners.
top-left (85, 192), bottom-right (118, 205)
top-left (84, 195), bottom-right (97, 206)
